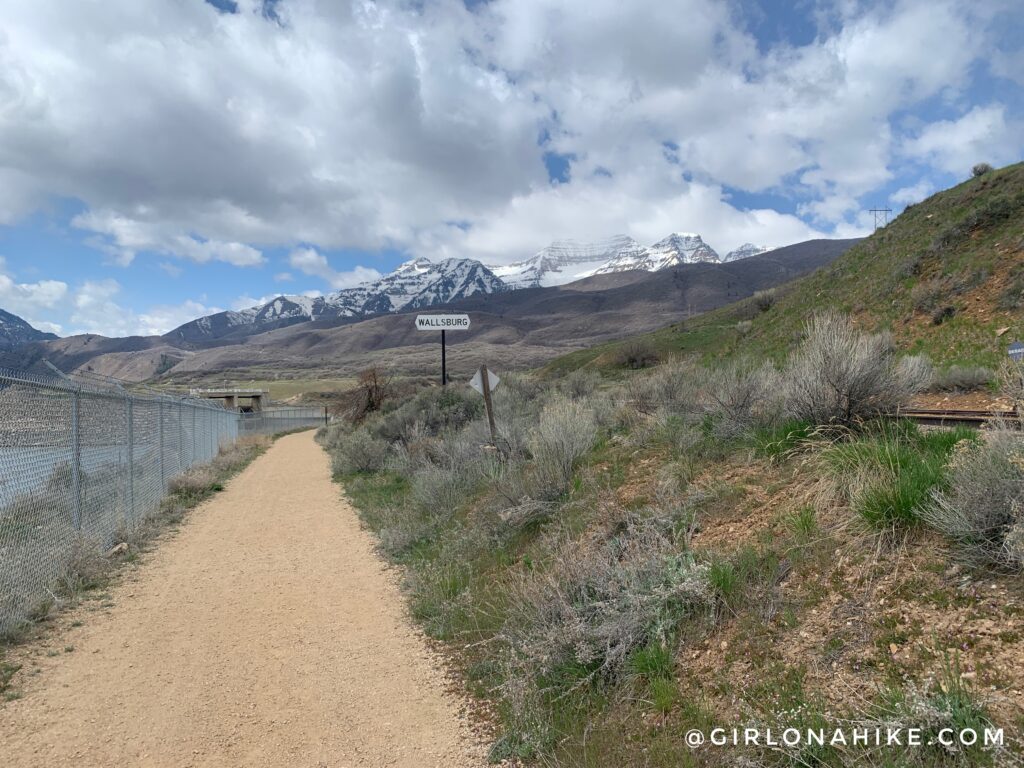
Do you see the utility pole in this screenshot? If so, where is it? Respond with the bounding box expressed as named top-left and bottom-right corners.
top-left (869, 207), bottom-right (892, 230)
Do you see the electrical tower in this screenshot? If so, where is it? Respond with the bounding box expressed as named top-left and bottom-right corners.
top-left (869, 207), bottom-right (892, 229)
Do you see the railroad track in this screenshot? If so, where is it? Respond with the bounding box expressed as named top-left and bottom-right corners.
top-left (900, 408), bottom-right (1020, 427)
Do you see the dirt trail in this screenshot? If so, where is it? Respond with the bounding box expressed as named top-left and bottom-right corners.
top-left (0, 431), bottom-right (484, 767)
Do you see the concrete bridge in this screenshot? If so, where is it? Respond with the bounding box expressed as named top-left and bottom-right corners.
top-left (189, 388), bottom-right (268, 412)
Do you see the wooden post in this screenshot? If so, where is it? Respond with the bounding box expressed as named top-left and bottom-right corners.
top-left (441, 329), bottom-right (447, 386)
top-left (480, 365), bottom-right (497, 446)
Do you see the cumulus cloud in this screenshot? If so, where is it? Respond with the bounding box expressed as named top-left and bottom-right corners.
top-left (0, 0), bottom-right (1018, 271)
top-left (0, 257), bottom-right (69, 328)
top-left (67, 279), bottom-right (221, 336)
top-left (288, 248), bottom-right (381, 289)
top-left (902, 105), bottom-right (1021, 176)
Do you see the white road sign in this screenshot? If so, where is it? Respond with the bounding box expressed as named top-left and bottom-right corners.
top-left (415, 314), bottom-right (471, 331)
top-left (470, 368), bottom-right (500, 395)
top-left (1009, 340), bottom-right (1024, 362)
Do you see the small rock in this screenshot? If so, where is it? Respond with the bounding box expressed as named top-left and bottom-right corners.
top-left (889, 643), bottom-right (899, 655)
top-left (105, 542), bottom-right (128, 557)
top-left (720, 641), bottom-right (728, 651)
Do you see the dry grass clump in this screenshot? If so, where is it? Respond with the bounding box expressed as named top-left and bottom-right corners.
top-left (528, 396), bottom-right (598, 500)
top-left (925, 427), bottom-right (1024, 569)
top-left (782, 312), bottom-right (927, 427)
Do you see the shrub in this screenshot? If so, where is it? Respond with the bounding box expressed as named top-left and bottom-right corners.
top-left (500, 517), bottom-right (710, 692)
top-left (373, 386), bottom-right (482, 443)
top-left (781, 312), bottom-right (925, 427)
top-left (925, 428), bottom-right (1024, 569)
top-left (702, 359), bottom-right (780, 438)
top-left (559, 369), bottom-right (601, 400)
top-left (735, 319), bottom-right (753, 336)
top-left (753, 288), bottom-right (776, 312)
top-left (615, 341), bottom-right (661, 370)
top-left (971, 162), bottom-right (994, 178)
top-left (1000, 359), bottom-right (1024, 410)
top-left (528, 396), bottom-right (598, 499)
top-left (931, 305), bottom-right (956, 325)
top-left (930, 364), bottom-right (993, 393)
top-left (627, 359), bottom-right (702, 418)
top-left (330, 428), bottom-right (389, 475)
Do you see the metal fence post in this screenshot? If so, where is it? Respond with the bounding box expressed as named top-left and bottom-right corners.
top-left (158, 398), bottom-right (165, 487)
top-left (125, 395), bottom-right (134, 522)
top-left (71, 390), bottom-right (82, 531)
top-left (191, 406), bottom-right (197, 464)
top-left (178, 400), bottom-right (184, 471)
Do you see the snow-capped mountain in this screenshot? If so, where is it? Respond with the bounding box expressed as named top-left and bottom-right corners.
top-left (723, 243), bottom-right (768, 262)
top-left (488, 235), bottom-right (648, 289)
top-left (166, 258), bottom-right (506, 343)
top-left (489, 233), bottom-right (723, 288)
top-left (0, 308), bottom-right (58, 349)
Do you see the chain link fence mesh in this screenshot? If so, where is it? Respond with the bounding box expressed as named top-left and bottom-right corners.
top-left (0, 369), bottom-right (257, 635)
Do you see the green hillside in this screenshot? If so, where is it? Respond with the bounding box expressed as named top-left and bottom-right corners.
top-left (548, 162), bottom-right (1024, 376)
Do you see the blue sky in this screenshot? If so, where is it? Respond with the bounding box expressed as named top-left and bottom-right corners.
top-left (0, 0), bottom-right (1020, 337)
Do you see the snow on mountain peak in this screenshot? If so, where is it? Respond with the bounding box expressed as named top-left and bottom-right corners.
top-left (723, 243), bottom-right (768, 262)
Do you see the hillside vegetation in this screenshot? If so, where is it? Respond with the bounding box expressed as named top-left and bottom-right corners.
top-left (319, 308), bottom-right (1024, 767)
top-left (313, 165), bottom-right (1024, 767)
top-left (546, 162), bottom-right (1024, 377)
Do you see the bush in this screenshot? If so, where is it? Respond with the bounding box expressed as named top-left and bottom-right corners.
top-left (735, 320), bottom-right (753, 336)
top-left (931, 305), bottom-right (956, 325)
top-left (782, 312), bottom-right (925, 427)
top-left (702, 359), bottom-right (780, 438)
top-left (559, 368), bottom-right (601, 400)
top-left (930, 364), bottom-right (993, 392)
top-left (925, 428), bottom-right (1024, 569)
top-left (528, 396), bottom-right (598, 499)
top-left (329, 428), bottom-right (389, 475)
top-left (627, 359), bottom-right (702, 418)
top-left (1000, 359), bottom-right (1024, 409)
top-left (615, 341), bottom-right (661, 370)
top-left (500, 517), bottom-right (710, 693)
top-left (753, 288), bottom-right (776, 312)
top-left (372, 386), bottom-right (482, 443)
top-left (971, 162), bottom-right (994, 178)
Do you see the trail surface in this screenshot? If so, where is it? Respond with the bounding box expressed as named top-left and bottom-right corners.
top-left (0, 431), bottom-right (482, 767)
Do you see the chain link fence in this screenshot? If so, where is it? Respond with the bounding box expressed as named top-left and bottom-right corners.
top-left (239, 406), bottom-right (327, 436)
top-left (0, 368), bottom-right (241, 635)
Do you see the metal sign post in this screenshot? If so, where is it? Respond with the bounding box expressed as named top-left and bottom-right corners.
top-left (470, 366), bottom-right (500, 445)
top-left (415, 314), bottom-right (471, 385)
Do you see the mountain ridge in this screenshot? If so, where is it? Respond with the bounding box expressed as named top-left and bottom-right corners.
top-left (0, 308), bottom-right (58, 350)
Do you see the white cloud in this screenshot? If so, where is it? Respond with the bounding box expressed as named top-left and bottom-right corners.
top-left (67, 279), bottom-right (221, 336)
top-left (0, 257), bottom-right (69, 325)
top-left (0, 0), bottom-right (1016, 270)
top-left (890, 180), bottom-right (935, 206)
top-left (273, 272), bottom-right (293, 282)
top-left (902, 105), bottom-right (1021, 176)
top-left (288, 248), bottom-right (381, 289)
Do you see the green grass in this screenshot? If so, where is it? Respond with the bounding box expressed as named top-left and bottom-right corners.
top-left (822, 422), bottom-right (976, 529)
top-left (753, 419), bottom-right (816, 459)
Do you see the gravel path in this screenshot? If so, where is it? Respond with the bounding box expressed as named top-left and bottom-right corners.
top-left (0, 431), bottom-right (484, 767)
